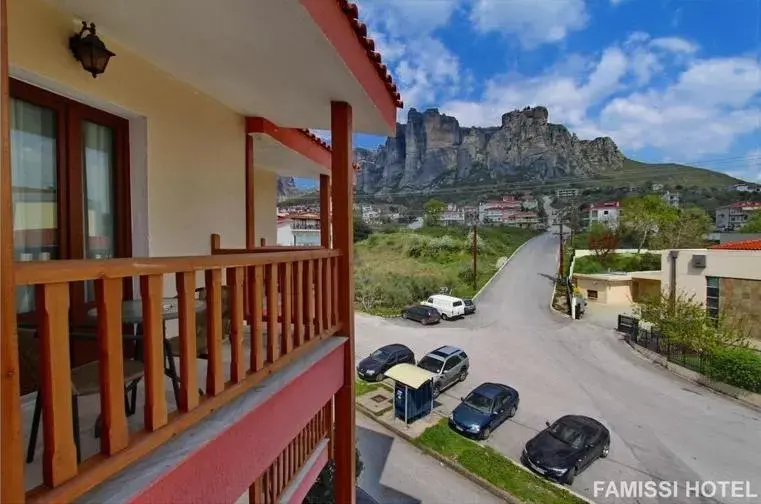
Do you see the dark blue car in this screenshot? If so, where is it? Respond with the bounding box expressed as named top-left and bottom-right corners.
top-left (448, 382), bottom-right (519, 440)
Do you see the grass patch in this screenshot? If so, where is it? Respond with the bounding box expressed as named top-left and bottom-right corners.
top-left (354, 226), bottom-right (539, 315)
top-left (355, 380), bottom-right (382, 397)
top-left (573, 253), bottom-right (660, 274)
top-left (417, 419), bottom-right (588, 504)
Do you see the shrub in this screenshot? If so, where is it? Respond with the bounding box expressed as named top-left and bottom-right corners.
top-left (303, 447), bottom-right (363, 504)
top-left (707, 347), bottom-right (761, 393)
top-left (457, 262), bottom-right (475, 284)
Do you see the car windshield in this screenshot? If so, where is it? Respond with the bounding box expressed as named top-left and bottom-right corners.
top-left (463, 391), bottom-right (493, 413)
top-left (417, 356), bottom-right (443, 373)
top-left (464, 299), bottom-right (473, 306)
top-left (370, 349), bottom-right (390, 361)
top-left (548, 422), bottom-right (585, 449)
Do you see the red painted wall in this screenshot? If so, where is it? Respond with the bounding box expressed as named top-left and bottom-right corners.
top-left (130, 342), bottom-right (345, 504)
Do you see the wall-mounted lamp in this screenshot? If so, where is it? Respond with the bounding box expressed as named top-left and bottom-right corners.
top-left (69, 21), bottom-right (115, 78)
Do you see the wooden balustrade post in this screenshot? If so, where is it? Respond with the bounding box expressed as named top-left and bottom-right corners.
top-left (140, 276), bottom-right (168, 431)
top-left (330, 101), bottom-right (356, 504)
top-left (209, 233), bottom-right (221, 253)
top-left (319, 175), bottom-right (331, 248)
top-left (0, 0), bottom-right (26, 499)
top-left (227, 267), bottom-right (246, 383)
top-left (205, 269), bottom-right (224, 395)
top-left (176, 272), bottom-right (199, 412)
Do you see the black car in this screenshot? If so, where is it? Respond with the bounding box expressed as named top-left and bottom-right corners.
top-left (356, 344), bottom-right (415, 382)
top-left (400, 304), bottom-right (441, 325)
top-left (449, 382), bottom-right (519, 440)
top-left (521, 415), bottom-right (610, 485)
top-left (463, 298), bottom-right (476, 315)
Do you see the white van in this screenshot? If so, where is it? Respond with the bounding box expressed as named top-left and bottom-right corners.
top-left (421, 294), bottom-right (466, 320)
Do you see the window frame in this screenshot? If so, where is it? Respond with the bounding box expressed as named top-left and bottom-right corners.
top-left (10, 79), bottom-right (132, 320)
top-left (706, 276), bottom-right (720, 320)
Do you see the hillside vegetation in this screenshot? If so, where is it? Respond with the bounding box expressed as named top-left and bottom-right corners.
top-left (354, 226), bottom-right (539, 316)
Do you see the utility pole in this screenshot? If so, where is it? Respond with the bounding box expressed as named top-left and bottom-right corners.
top-left (558, 217), bottom-right (565, 280)
top-left (471, 205), bottom-right (479, 290)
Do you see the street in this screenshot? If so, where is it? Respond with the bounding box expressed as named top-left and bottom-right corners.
top-left (355, 233), bottom-right (761, 504)
top-left (356, 414), bottom-right (503, 504)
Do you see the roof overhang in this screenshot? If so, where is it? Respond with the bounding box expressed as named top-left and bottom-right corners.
top-left (247, 118), bottom-right (330, 178)
top-left (49, 0), bottom-right (401, 135)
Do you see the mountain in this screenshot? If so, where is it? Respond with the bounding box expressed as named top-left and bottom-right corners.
top-left (277, 176), bottom-right (296, 199)
top-left (355, 106), bottom-right (740, 196)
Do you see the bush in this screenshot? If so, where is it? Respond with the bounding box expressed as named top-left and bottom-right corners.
top-left (457, 262), bottom-right (475, 284)
top-left (303, 447), bottom-right (363, 504)
top-left (707, 347), bottom-right (761, 393)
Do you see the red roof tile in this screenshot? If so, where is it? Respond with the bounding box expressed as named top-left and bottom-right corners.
top-left (711, 239), bottom-right (761, 251)
top-left (339, 0), bottom-right (404, 108)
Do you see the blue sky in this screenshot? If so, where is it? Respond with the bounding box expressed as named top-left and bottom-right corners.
top-left (298, 0), bottom-right (760, 189)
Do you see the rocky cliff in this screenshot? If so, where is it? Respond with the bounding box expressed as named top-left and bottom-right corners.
top-left (355, 106), bottom-right (625, 195)
top-left (277, 176), bottom-right (296, 198)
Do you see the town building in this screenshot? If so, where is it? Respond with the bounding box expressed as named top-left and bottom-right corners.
top-left (661, 241), bottom-right (761, 343)
top-left (555, 188), bottom-right (580, 199)
top-left (662, 191), bottom-right (680, 208)
top-left (588, 201), bottom-right (621, 229)
top-left (730, 183), bottom-right (760, 193)
top-left (276, 213), bottom-right (322, 247)
top-left (0, 1), bottom-right (403, 503)
top-left (715, 201), bottom-right (761, 231)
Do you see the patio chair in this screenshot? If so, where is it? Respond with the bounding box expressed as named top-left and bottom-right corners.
top-left (19, 327), bottom-right (145, 464)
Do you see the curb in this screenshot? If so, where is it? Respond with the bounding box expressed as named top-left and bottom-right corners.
top-left (356, 405), bottom-right (596, 504)
top-left (625, 340), bottom-right (761, 412)
top-left (355, 405), bottom-right (525, 504)
top-left (473, 236), bottom-right (534, 302)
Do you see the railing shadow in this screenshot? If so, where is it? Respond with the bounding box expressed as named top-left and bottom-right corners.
top-left (356, 426), bottom-right (422, 504)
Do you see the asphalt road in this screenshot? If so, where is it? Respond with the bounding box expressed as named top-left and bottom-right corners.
top-left (356, 414), bottom-right (502, 504)
top-left (355, 232), bottom-right (761, 504)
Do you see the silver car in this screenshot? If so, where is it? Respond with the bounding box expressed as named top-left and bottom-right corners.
top-left (417, 346), bottom-right (469, 397)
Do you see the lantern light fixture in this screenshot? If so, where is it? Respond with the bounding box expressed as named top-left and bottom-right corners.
top-left (69, 21), bottom-right (115, 78)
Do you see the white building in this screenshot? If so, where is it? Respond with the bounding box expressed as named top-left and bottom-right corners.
top-left (276, 213), bottom-right (321, 246)
top-left (556, 188), bottom-right (580, 199)
top-left (662, 191), bottom-right (680, 208)
top-left (715, 201), bottom-right (761, 231)
top-left (588, 201), bottom-right (620, 229)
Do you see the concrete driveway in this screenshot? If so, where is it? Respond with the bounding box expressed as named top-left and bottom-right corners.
top-left (355, 233), bottom-right (761, 504)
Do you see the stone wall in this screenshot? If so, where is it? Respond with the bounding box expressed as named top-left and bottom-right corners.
top-left (719, 277), bottom-right (761, 342)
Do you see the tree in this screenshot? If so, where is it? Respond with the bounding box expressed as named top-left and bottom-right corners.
top-left (651, 206), bottom-right (712, 249)
top-left (587, 222), bottom-right (619, 267)
top-left (353, 213), bottom-right (373, 242)
top-left (620, 195), bottom-right (676, 253)
top-left (423, 199), bottom-right (446, 226)
top-left (634, 290), bottom-right (749, 355)
top-left (303, 447), bottom-right (364, 504)
top-left (740, 210), bottom-right (761, 233)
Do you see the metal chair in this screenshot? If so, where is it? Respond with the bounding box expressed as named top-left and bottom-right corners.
top-left (19, 327), bottom-right (144, 464)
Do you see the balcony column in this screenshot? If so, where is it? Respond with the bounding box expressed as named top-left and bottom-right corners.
top-left (0, 0), bottom-right (25, 501)
top-left (330, 101), bottom-right (355, 504)
top-left (319, 175), bottom-right (331, 248)
top-left (245, 134), bottom-right (256, 248)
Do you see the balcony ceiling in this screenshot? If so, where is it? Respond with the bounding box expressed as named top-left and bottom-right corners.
top-left (49, 0), bottom-right (396, 134)
top-left (252, 133), bottom-right (329, 178)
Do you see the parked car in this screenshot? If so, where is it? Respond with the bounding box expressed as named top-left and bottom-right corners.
top-left (416, 346), bottom-right (469, 397)
top-left (449, 382), bottom-right (519, 440)
top-left (401, 304), bottom-right (441, 325)
top-left (521, 415), bottom-right (610, 485)
top-left (421, 294), bottom-right (465, 320)
top-left (357, 344), bottom-right (416, 382)
top-left (462, 298), bottom-right (476, 315)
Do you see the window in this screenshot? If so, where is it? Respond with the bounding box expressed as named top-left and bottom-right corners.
top-left (444, 358), bottom-right (459, 371)
top-left (706, 276), bottom-right (720, 320)
top-left (10, 80), bottom-right (131, 317)
top-left (588, 290), bottom-right (598, 300)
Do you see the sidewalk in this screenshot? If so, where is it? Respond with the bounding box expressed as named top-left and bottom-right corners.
top-left (356, 414), bottom-right (502, 504)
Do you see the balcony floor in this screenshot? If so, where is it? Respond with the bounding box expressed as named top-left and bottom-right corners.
top-left (22, 332), bottom-right (269, 494)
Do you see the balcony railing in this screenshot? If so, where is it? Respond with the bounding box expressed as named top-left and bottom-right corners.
top-left (7, 248), bottom-right (341, 502)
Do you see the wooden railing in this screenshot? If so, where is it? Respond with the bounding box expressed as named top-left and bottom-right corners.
top-left (10, 248), bottom-right (341, 503)
top-left (250, 400), bottom-right (333, 503)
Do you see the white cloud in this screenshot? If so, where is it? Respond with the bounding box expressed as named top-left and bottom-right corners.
top-left (650, 37), bottom-right (698, 54)
top-left (441, 35), bottom-right (761, 160)
top-left (469, 0), bottom-right (589, 48)
top-left (356, 0), bottom-right (461, 37)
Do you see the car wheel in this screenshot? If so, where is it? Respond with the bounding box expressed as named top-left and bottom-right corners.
top-left (441, 313), bottom-right (449, 320)
top-left (402, 312), bottom-right (408, 319)
top-left (433, 383), bottom-right (441, 398)
top-left (376, 373), bottom-right (385, 382)
top-left (508, 405), bottom-right (517, 418)
top-left (481, 427), bottom-right (491, 440)
top-left (564, 466), bottom-right (577, 485)
top-left (420, 318), bottom-right (428, 325)
top-left (458, 369), bottom-right (468, 382)
top-left (601, 441), bottom-right (610, 458)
